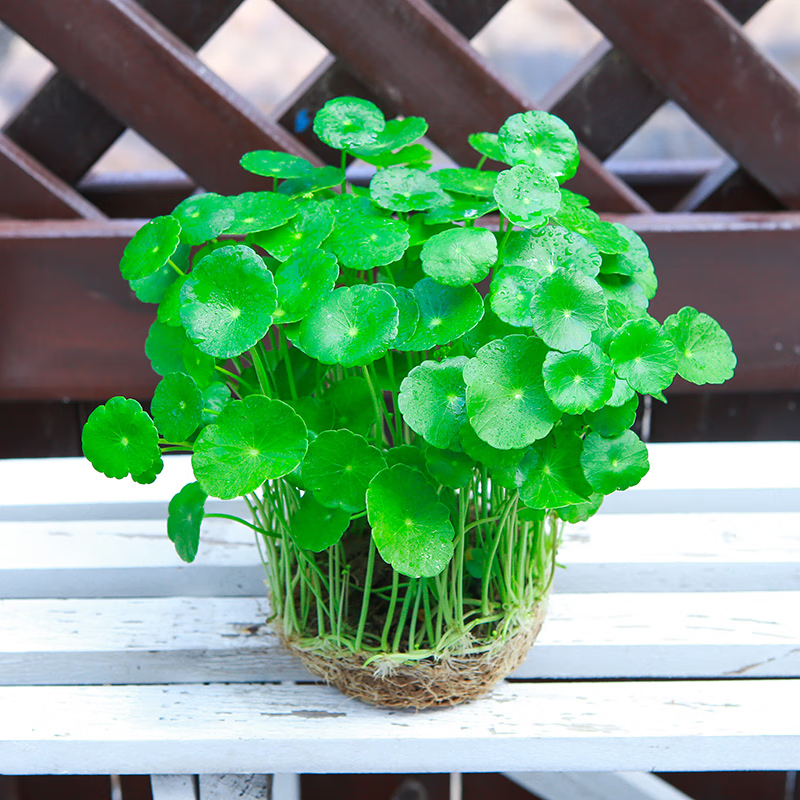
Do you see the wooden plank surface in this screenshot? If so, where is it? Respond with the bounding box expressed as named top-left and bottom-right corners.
top-left (506, 771), bottom-right (694, 800)
top-left (1, 590), bottom-right (797, 685)
top-left (1, 679), bottom-right (798, 774)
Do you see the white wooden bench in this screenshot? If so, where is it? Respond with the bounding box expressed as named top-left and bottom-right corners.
top-left (1, 443), bottom-right (799, 800)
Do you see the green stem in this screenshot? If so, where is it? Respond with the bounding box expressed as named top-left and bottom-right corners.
top-left (392, 579), bottom-right (416, 652)
top-left (340, 151), bottom-right (348, 192)
top-left (361, 365), bottom-right (384, 445)
top-left (204, 513), bottom-right (280, 538)
top-left (354, 536), bottom-right (376, 651)
top-left (278, 326), bottom-right (298, 401)
top-left (497, 223), bottom-right (513, 261)
top-left (167, 257), bottom-right (185, 277)
top-left (476, 154), bottom-right (488, 170)
top-left (214, 365), bottom-right (257, 396)
top-left (380, 569), bottom-right (400, 650)
top-left (249, 344), bottom-right (271, 396)
top-left (408, 578), bottom-right (423, 651)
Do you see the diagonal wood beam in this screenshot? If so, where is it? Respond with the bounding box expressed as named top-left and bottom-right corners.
top-left (1, 0), bottom-right (321, 196)
top-left (568, 0), bottom-right (800, 209)
top-left (0, 135), bottom-right (105, 220)
top-left (273, 0), bottom-right (650, 213)
top-left (3, 0), bottom-right (246, 186)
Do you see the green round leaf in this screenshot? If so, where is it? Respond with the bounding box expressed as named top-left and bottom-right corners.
top-left (609, 318), bottom-right (678, 395)
top-left (82, 397), bottom-right (160, 480)
top-left (350, 117), bottom-right (428, 157)
top-left (192, 396), bottom-right (308, 499)
top-left (180, 244), bottom-right (277, 359)
top-left (600, 223), bottom-right (657, 299)
top-left (156, 273), bottom-right (188, 325)
top-left (277, 166), bottom-right (345, 197)
top-left (425, 447), bottom-right (475, 489)
top-left (151, 372), bottom-right (203, 443)
top-left (663, 306), bottom-right (736, 385)
top-left (433, 168), bottom-right (498, 198)
top-left (290, 493), bottom-right (350, 552)
top-left (201, 382), bottom-right (232, 426)
top-left (181, 340), bottom-right (216, 389)
top-left (167, 482), bottom-right (207, 563)
top-left (225, 192), bottom-right (297, 235)
top-left (324, 214), bottom-right (409, 269)
top-left (145, 320), bottom-right (187, 376)
top-left (420, 227), bottom-right (497, 287)
top-left (458, 299), bottom-right (517, 356)
top-left (531, 268), bottom-right (607, 352)
top-left (361, 143), bottom-right (433, 170)
top-left (489, 264), bottom-right (541, 327)
top-left (129, 244), bottom-right (188, 304)
top-left (607, 377), bottom-right (636, 407)
top-left (581, 430), bottom-right (649, 494)
top-left (459, 424), bottom-right (525, 471)
top-left (463, 334), bottom-right (561, 449)
top-left (367, 465), bottom-right (455, 578)
top-left (272, 247), bottom-right (338, 324)
top-left (543, 343), bottom-right (615, 414)
top-left (303, 430), bottom-right (387, 513)
top-left (288, 396), bottom-right (334, 438)
top-left (401, 278), bottom-right (483, 351)
top-left (467, 132), bottom-right (505, 162)
top-left (516, 428), bottom-right (592, 508)
top-left (503, 226), bottom-right (601, 279)
top-left (370, 167), bottom-right (449, 213)
top-left (398, 357), bottom-right (469, 448)
top-left (598, 273), bottom-right (649, 312)
top-left (297, 284), bottom-right (398, 367)
top-left (556, 492), bottom-right (603, 523)
top-left (248, 201), bottom-right (334, 262)
top-left (493, 164), bottom-right (561, 228)
top-left (584, 393), bottom-right (639, 437)
top-left (171, 194), bottom-right (234, 246)
top-left (131, 454), bottom-right (164, 485)
top-left (385, 444), bottom-right (428, 474)
top-left (557, 206), bottom-right (629, 255)
top-left (120, 216), bottom-right (181, 281)
top-left (240, 150), bottom-right (314, 179)
top-left (374, 283), bottom-right (419, 348)
top-left (313, 96), bottom-right (385, 150)
top-left (498, 111), bottom-right (579, 181)
top-left (423, 195), bottom-right (497, 224)
top-left (327, 376), bottom-right (378, 436)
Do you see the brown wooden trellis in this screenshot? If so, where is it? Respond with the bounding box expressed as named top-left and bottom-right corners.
top-left (0, 0), bottom-right (799, 404)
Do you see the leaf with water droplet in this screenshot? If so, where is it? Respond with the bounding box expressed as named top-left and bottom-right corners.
top-left (421, 227), bottom-right (497, 287)
top-left (225, 192), bottom-right (297, 235)
top-left (120, 215), bottom-right (181, 281)
top-left (349, 116), bottom-right (428, 157)
top-left (313, 96), bottom-right (385, 150)
top-left (171, 193), bottom-right (235, 245)
top-left (324, 213), bottom-right (409, 269)
top-left (151, 372), bottom-right (203, 442)
top-left (272, 247), bottom-right (338, 324)
top-left (609, 317), bottom-right (678, 395)
top-left (248, 201), bottom-right (334, 262)
top-left (493, 164), bottom-right (561, 228)
top-left (240, 150), bottom-right (314, 179)
top-left (503, 226), bottom-right (601, 279)
top-left (581, 430), bottom-right (649, 494)
top-left (370, 166), bottom-right (450, 213)
top-left (663, 306), bottom-right (736, 385)
top-left (498, 110), bottom-right (579, 182)
top-left (543, 343), bottom-right (615, 414)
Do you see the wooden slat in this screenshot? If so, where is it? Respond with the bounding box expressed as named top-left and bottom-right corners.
top-left (199, 774), bottom-right (271, 800)
top-left (3, 0), bottom-right (246, 184)
top-left (273, 0), bottom-right (650, 213)
top-left (568, 0), bottom-right (800, 209)
top-left (0, 134), bottom-right (105, 220)
top-left (2, 591), bottom-right (798, 685)
top-left (506, 772), bottom-right (694, 800)
top-left (2, 680), bottom-right (798, 773)
top-left (543, 0), bottom-right (768, 162)
top-left (151, 776), bottom-right (196, 800)
top-left (1, 0), bottom-right (320, 195)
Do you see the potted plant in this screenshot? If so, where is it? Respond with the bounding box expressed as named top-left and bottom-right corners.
top-left (82, 97), bottom-right (736, 709)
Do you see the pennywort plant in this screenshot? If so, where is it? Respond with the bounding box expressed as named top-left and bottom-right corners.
top-left (82, 97), bottom-right (736, 660)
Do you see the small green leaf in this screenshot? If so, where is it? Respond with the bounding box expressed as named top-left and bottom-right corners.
top-left (156, 273), bottom-right (188, 325)
top-left (151, 372), bottom-right (203, 442)
top-left (420, 227), bottom-right (497, 287)
top-left (248, 201), bottom-right (334, 262)
top-left (663, 306), bottom-right (736, 385)
top-left (401, 278), bottom-right (483, 351)
top-left (272, 247), bottom-right (338, 324)
top-left (180, 244), bottom-right (277, 359)
top-left (192, 396), bottom-right (308, 499)
top-left (581, 430), bottom-right (649, 494)
top-left (516, 428), bottom-right (592, 508)
top-left (131, 454), bottom-right (164, 485)
top-left (398, 357), bottom-right (469, 448)
top-left (584, 393), bottom-right (639, 437)
top-left (349, 117), bottom-right (428, 156)
top-left (361, 143), bottom-right (433, 170)
top-left (423, 195), bottom-right (497, 224)
top-left (493, 164), bottom-right (561, 228)
top-left (324, 214), bottom-right (409, 269)
top-left (303, 429), bottom-right (387, 513)
top-left (543, 343), bottom-right (615, 414)
top-left (503, 226), bottom-right (601, 279)
top-left (467, 132), bottom-right (505, 162)
top-left (145, 320), bottom-right (187, 376)
top-left (119, 216), bottom-right (181, 281)
top-left (201, 382), bottom-right (232, 426)
top-left (498, 110), bottom-right (579, 181)
top-left (599, 223), bottom-right (657, 299)
top-left (433, 168), bottom-right (498, 197)
top-left (240, 150), bottom-right (314, 179)
top-left (609, 318), bottom-right (678, 395)
top-left (82, 397), bottom-right (160, 480)
top-left (598, 273), bottom-right (649, 312)
top-left (171, 194), bottom-right (234, 246)
top-left (290, 493), bottom-right (350, 552)
top-left (489, 264), bottom-right (542, 327)
top-left (373, 283), bottom-right (419, 348)
top-left (531, 268), bottom-right (607, 351)
top-left (327, 376), bottom-right (377, 436)
top-left (556, 493), bottom-right (603, 523)
top-left (607, 377), bottom-right (636, 407)
top-left (556, 206), bottom-right (629, 254)
top-left (181, 340), bottom-right (216, 389)
top-left (367, 465), bottom-right (455, 578)
top-left (277, 166), bottom-right (345, 197)
top-left (297, 284), bottom-right (398, 367)
top-left (225, 192), bottom-right (297, 235)
top-left (425, 446), bottom-right (475, 488)
top-left (167, 482), bottom-right (207, 563)
top-left (129, 244), bottom-right (188, 303)
top-left (463, 334), bottom-right (561, 449)
top-left (386, 444), bottom-right (428, 474)
top-left (313, 96), bottom-right (385, 150)
top-left (370, 167), bottom-right (449, 213)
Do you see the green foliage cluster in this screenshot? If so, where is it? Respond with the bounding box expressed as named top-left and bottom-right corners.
top-left (83, 97), bottom-right (735, 656)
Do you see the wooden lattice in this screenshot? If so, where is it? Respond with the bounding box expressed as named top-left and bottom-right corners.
top-left (0, 0), bottom-right (799, 400)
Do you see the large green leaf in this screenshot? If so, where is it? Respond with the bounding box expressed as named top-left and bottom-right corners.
top-left (420, 227), bottom-right (497, 287)
top-left (180, 244), bottom-right (277, 359)
top-left (369, 167), bottom-right (449, 212)
top-left (503, 226), bottom-right (601, 279)
top-left (663, 306), bottom-right (736, 385)
top-left (349, 117), bottom-right (428, 157)
top-left (239, 150), bottom-right (314, 179)
top-left (433, 168), bottom-right (498, 198)
top-left (609, 318), bottom-right (678, 395)
top-left (463, 334), bottom-right (560, 449)
top-left (543, 343), bottom-right (615, 414)
top-left (324, 214), bottom-right (409, 269)
top-left (581, 430), bottom-right (649, 494)
top-left (225, 192), bottom-right (297, 235)
top-left (313, 96), bottom-right (385, 150)
top-left (398, 357), bottom-right (469, 449)
top-left (468, 132), bottom-right (505, 162)
top-left (192, 396), bottom-right (308, 499)
top-left (424, 446), bottom-right (475, 489)
top-left (489, 264), bottom-right (542, 327)
top-left (171, 194), bottom-right (234, 246)
top-left (367, 465), bottom-right (455, 578)
top-left (272, 247), bottom-right (338, 324)
top-left (277, 166), bottom-right (345, 197)
top-left (373, 283), bottom-right (419, 348)
top-left (303, 429), bottom-right (386, 513)
top-left (584, 393), bottom-right (639, 437)
top-left (151, 372), bottom-right (203, 443)
top-left (129, 244), bottom-right (188, 303)
top-left (290, 493), bottom-right (350, 552)
top-left (82, 397), bottom-right (160, 480)
top-left (531, 268), bottom-right (607, 351)
top-left (248, 201), bottom-right (334, 262)
top-left (556, 206), bottom-right (629, 254)
top-left (119, 215), bottom-right (181, 281)
top-left (167, 482), bottom-right (207, 563)
top-left (493, 164), bottom-right (561, 228)
top-left (498, 110), bottom-right (579, 181)
top-left (296, 284), bottom-right (398, 367)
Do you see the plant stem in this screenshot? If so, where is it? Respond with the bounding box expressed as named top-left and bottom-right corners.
top-left (167, 257), bottom-right (185, 277)
top-left (354, 536), bottom-right (376, 651)
top-left (361, 365), bottom-right (384, 446)
top-left (340, 151), bottom-right (348, 192)
top-left (249, 344), bottom-right (271, 396)
top-left (204, 513), bottom-right (280, 538)
top-left (380, 569), bottom-right (400, 650)
top-left (278, 326), bottom-right (298, 401)
top-left (392, 579), bottom-right (416, 652)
